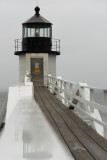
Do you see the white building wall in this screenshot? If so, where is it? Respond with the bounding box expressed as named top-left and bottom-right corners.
top-left (48, 54), bottom-right (56, 76)
top-left (19, 53), bottom-right (56, 85)
top-left (19, 54), bottom-right (26, 83)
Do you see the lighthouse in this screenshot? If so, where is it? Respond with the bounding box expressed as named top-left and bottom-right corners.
top-left (15, 6), bottom-right (60, 86)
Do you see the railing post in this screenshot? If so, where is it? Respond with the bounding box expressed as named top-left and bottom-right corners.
top-left (46, 75), bottom-right (48, 88)
top-left (48, 75), bottom-right (52, 92)
top-left (103, 90), bottom-right (107, 139)
top-left (90, 89), bottom-right (94, 113)
top-left (52, 77), bottom-right (54, 93)
top-left (79, 83), bottom-right (90, 113)
top-left (57, 79), bottom-right (61, 100)
top-left (64, 81), bottom-right (68, 106)
top-left (60, 80), bottom-right (63, 102)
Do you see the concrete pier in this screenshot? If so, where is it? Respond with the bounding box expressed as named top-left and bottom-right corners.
top-left (0, 85), bottom-right (74, 160)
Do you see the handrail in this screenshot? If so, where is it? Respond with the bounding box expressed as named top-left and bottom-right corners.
top-left (47, 74), bottom-right (107, 139)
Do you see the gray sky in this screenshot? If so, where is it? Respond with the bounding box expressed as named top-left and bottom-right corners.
top-left (0, 0), bottom-right (107, 89)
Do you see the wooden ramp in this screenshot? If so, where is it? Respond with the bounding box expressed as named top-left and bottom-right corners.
top-left (34, 86), bottom-right (107, 160)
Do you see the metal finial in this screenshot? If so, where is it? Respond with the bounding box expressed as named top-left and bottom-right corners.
top-left (35, 6), bottom-right (40, 16)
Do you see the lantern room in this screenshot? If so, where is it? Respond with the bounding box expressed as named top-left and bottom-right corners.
top-left (22, 6), bottom-right (52, 53)
top-left (15, 6), bottom-right (60, 55)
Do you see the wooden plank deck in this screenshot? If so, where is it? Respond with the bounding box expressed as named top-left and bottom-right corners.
top-left (34, 86), bottom-right (107, 160)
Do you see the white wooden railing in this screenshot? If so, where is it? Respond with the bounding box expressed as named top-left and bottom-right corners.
top-left (46, 75), bottom-right (107, 139)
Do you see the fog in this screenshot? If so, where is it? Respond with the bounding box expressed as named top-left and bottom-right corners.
top-left (0, 0), bottom-right (107, 89)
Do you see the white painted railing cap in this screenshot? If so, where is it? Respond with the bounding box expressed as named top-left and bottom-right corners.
top-left (57, 76), bottom-right (62, 80)
top-left (79, 82), bottom-right (88, 87)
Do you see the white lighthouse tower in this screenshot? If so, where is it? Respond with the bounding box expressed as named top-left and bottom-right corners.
top-left (15, 6), bottom-right (60, 86)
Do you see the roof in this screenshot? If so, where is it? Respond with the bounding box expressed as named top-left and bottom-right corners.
top-left (23, 14), bottom-right (52, 25)
top-left (22, 6), bottom-right (52, 25)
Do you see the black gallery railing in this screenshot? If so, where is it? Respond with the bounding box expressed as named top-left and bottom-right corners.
top-left (14, 38), bottom-right (60, 53)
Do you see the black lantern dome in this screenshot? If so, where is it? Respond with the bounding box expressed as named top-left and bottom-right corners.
top-left (15, 6), bottom-right (60, 55)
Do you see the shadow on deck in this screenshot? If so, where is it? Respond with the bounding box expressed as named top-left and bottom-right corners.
top-left (34, 86), bottom-right (107, 160)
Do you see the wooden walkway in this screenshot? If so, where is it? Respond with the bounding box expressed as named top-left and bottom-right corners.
top-left (34, 86), bottom-right (107, 160)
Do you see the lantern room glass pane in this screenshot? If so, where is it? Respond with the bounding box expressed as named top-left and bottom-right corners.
top-left (40, 28), bottom-right (44, 37)
top-left (35, 28), bottom-right (40, 37)
top-left (31, 28), bottom-right (35, 37)
top-left (23, 27), bottom-right (28, 38)
top-left (28, 28), bottom-right (31, 37)
top-left (48, 28), bottom-right (50, 37)
top-left (45, 28), bottom-right (48, 37)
